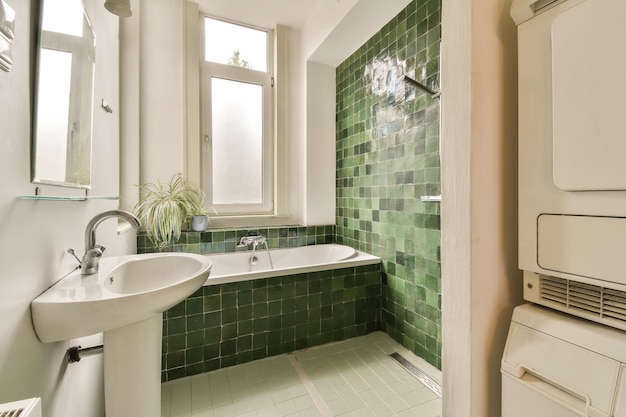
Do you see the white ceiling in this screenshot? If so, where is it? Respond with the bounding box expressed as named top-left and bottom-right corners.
top-left (195, 0), bottom-right (321, 30)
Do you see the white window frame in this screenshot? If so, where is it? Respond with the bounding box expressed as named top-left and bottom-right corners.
top-left (185, 3), bottom-right (292, 227)
top-left (200, 16), bottom-right (274, 216)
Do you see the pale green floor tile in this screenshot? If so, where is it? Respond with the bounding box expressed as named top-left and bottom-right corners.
top-left (162, 332), bottom-right (441, 417)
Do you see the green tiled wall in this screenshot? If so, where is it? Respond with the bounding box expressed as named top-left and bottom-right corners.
top-left (161, 264), bottom-right (381, 382)
top-left (335, 0), bottom-right (442, 368)
top-left (137, 225), bottom-right (335, 255)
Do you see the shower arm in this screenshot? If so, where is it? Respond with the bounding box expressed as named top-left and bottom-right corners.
top-left (403, 75), bottom-right (441, 99)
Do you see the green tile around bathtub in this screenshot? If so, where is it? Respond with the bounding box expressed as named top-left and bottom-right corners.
top-left (204, 320), bottom-right (222, 346)
top-left (239, 305), bottom-right (253, 322)
top-left (238, 290), bottom-right (253, 306)
top-left (185, 297), bottom-right (203, 315)
top-left (221, 323), bottom-right (238, 341)
top-left (137, 225), bottom-right (335, 254)
top-left (161, 263), bottom-right (381, 382)
top-left (203, 295), bottom-right (220, 312)
top-left (222, 308), bottom-right (238, 324)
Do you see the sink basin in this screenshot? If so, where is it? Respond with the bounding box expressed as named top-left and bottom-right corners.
top-left (106, 255), bottom-right (209, 295)
top-left (31, 252), bottom-right (212, 343)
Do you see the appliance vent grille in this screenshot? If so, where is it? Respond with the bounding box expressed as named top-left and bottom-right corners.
top-left (531, 0), bottom-right (559, 13)
top-left (0, 409), bottom-right (23, 417)
top-left (539, 275), bottom-right (626, 323)
top-left (0, 399), bottom-right (40, 417)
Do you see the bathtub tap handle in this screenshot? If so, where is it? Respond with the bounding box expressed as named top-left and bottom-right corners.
top-left (238, 234), bottom-right (266, 247)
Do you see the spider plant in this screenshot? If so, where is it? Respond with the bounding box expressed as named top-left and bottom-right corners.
top-left (134, 174), bottom-right (206, 249)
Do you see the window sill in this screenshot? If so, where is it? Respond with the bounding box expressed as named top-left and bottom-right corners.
top-left (206, 213), bottom-right (300, 229)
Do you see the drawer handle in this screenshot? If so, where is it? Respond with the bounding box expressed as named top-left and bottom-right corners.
top-left (511, 366), bottom-right (608, 417)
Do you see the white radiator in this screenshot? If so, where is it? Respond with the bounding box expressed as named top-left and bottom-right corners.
top-left (0, 398), bottom-right (41, 417)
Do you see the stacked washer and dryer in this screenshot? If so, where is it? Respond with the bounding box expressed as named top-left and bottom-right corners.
top-left (503, 0), bottom-right (626, 416)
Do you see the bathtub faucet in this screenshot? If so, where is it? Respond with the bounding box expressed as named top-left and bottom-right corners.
top-left (237, 233), bottom-right (266, 248)
top-left (237, 233), bottom-right (273, 269)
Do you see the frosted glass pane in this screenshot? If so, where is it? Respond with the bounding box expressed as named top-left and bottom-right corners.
top-left (211, 77), bottom-right (263, 204)
top-left (205, 17), bottom-right (267, 71)
top-left (42, 0), bottom-right (84, 37)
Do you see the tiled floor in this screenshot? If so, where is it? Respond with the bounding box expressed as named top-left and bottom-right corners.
top-left (161, 332), bottom-right (442, 417)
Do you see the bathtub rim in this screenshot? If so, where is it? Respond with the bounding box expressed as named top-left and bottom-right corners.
top-left (202, 245), bottom-right (381, 286)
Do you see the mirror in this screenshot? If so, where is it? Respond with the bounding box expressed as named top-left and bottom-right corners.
top-left (32, 0), bottom-right (95, 189)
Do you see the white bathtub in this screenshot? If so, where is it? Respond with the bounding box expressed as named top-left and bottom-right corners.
top-left (204, 244), bottom-right (380, 285)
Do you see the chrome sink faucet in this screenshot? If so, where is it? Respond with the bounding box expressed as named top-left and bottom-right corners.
top-left (81, 210), bottom-right (141, 275)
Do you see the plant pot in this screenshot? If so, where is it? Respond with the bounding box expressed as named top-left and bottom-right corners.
top-left (190, 215), bottom-right (209, 232)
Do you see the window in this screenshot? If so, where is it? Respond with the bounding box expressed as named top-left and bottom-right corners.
top-left (201, 17), bottom-right (273, 215)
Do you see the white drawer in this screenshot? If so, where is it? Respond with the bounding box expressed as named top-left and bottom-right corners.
top-left (503, 372), bottom-right (587, 417)
top-left (502, 322), bottom-right (621, 417)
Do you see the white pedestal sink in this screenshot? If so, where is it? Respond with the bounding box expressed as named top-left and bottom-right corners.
top-left (31, 253), bottom-right (212, 417)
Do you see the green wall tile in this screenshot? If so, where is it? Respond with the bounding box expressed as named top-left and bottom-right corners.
top-left (336, 0), bottom-right (441, 370)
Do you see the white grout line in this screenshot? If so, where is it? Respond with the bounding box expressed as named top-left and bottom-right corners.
top-left (287, 353), bottom-right (334, 417)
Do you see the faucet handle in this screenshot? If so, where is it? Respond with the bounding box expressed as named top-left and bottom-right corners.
top-left (67, 248), bottom-right (82, 266)
top-left (86, 245), bottom-right (105, 261)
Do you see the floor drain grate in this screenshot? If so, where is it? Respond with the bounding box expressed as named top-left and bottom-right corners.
top-left (390, 352), bottom-right (442, 398)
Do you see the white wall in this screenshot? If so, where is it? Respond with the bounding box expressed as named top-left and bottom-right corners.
top-left (441, 0), bottom-right (522, 415)
top-left (139, 0), bottom-right (185, 188)
top-left (303, 61), bottom-right (335, 225)
top-left (302, 0), bottom-right (412, 66)
top-left (0, 1), bottom-right (136, 415)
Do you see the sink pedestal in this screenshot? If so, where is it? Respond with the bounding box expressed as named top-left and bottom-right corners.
top-left (104, 314), bottom-right (162, 417)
